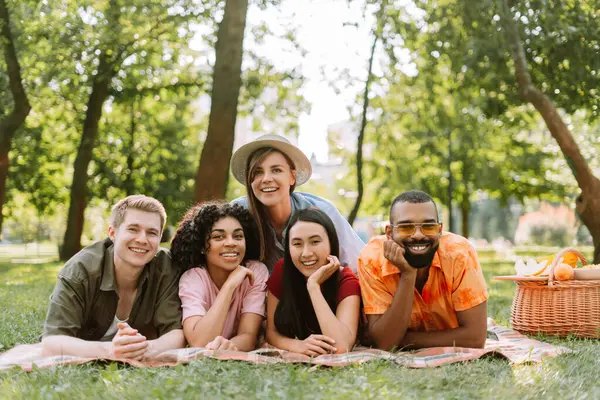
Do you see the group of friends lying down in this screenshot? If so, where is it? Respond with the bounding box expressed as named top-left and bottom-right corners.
top-left (38, 134), bottom-right (488, 361)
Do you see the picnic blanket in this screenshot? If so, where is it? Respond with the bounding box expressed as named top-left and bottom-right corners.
top-left (0, 319), bottom-right (570, 371)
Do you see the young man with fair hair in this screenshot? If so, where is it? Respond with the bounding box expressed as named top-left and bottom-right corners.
top-left (42, 195), bottom-right (185, 360)
top-left (359, 190), bottom-right (488, 351)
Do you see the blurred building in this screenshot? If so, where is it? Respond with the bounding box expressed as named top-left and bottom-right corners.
top-left (514, 202), bottom-right (578, 246)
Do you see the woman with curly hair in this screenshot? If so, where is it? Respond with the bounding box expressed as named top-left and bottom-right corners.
top-left (230, 134), bottom-right (365, 273)
top-left (171, 202), bottom-right (268, 351)
top-left (266, 208), bottom-right (361, 356)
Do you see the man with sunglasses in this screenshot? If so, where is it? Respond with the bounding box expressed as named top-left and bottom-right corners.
top-left (358, 190), bottom-right (488, 350)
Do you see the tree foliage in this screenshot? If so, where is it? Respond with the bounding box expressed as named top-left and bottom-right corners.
top-left (0, 0), bottom-right (32, 238)
top-left (2, 0), bottom-right (308, 248)
top-left (335, 5), bottom-right (568, 235)
top-left (389, 0), bottom-right (600, 258)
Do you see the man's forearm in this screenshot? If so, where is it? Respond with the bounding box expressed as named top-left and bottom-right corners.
top-left (41, 335), bottom-right (110, 358)
top-left (400, 326), bottom-right (486, 349)
top-left (146, 329), bottom-right (186, 357)
top-left (369, 273), bottom-right (417, 351)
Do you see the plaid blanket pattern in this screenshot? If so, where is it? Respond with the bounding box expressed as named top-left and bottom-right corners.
top-left (0, 320), bottom-right (570, 371)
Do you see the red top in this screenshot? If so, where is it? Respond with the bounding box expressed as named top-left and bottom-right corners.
top-left (267, 258), bottom-right (361, 304)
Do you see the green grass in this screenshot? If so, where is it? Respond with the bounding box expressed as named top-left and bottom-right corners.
top-left (1, 251), bottom-right (600, 399)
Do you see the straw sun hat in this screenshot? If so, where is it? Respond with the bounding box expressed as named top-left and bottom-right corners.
top-left (230, 134), bottom-right (312, 186)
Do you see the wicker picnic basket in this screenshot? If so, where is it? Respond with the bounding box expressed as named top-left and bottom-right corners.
top-left (510, 248), bottom-right (600, 338)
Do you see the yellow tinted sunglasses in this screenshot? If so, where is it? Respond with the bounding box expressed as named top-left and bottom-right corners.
top-left (392, 222), bottom-right (441, 236)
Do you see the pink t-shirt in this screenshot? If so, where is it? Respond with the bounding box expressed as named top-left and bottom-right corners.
top-left (178, 260), bottom-right (268, 340)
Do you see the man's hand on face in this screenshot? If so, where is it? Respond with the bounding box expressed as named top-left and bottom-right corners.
top-left (110, 322), bottom-right (149, 361)
top-left (383, 240), bottom-right (417, 275)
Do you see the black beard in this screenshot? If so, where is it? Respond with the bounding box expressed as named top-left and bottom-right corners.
top-left (401, 239), bottom-right (439, 269)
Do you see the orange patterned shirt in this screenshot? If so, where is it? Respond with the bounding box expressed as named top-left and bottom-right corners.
top-left (358, 233), bottom-right (488, 332)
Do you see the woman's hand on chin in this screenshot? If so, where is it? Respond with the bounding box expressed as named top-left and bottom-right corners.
top-left (307, 255), bottom-right (340, 289)
top-left (224, 265), bottom-right (255, 290)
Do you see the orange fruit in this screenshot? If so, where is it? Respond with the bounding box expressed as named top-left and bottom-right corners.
top-left (554, 263), bottom-right (575, 280)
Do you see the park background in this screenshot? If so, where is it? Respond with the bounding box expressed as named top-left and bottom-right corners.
top-left (0, 0), bottom-right (599, 259)
top-left (1, 0), bottom-right (600, 398)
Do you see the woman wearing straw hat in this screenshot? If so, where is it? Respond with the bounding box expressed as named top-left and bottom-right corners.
top-left (230, 134), bottom-right (365, 273)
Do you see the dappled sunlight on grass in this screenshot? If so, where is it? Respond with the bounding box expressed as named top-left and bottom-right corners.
top-left (509, 338), bottom-right (600, 398)
top-left (0, 262), bottom-right (60, 348)
top-left (0, 262), bottom-right (61, 287)
top-left (480, 257), bottom-right (515, 326)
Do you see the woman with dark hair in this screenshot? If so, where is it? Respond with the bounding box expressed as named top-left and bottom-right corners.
top-left (230, 134), bottom-right (365, 273)
top-left (266, 208), bottom-right (361, 355)
top-left (171, 202), bottom-right (268, 351)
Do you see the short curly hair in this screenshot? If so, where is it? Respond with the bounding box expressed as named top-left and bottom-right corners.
top-left (170, 201), bottom-right (260, 271)
top-left (390, 190), bottom-right (439, 222)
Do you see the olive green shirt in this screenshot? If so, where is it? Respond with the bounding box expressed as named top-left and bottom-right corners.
top-left (43, 238), bottom-right (182, 341)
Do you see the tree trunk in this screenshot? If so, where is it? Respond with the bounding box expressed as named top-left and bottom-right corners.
top-left (593, 229), bottom-right (600, 265)
top-left (347, 25), bottom-right (379, 226)
top-left (0, 147), bottom-right (9, 238)
top-left (461, 194), bottom-right (470, 239)
top-left (460, 153), bottom-right (470, 238)
top-left (124, 98), bottom-right (136, 196)
top-left (0, 0), bottom-right (31, 238)
top-left (447, 130), bottom-right (454, 232)
top-left (60, 53), bottom-right (114, 260)
top-left (500, 0), bottom-right (600, 263)
top-left (194, 0), bottom-right (249, 202)
top-left (446, 129), bottom-right (456, 232)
